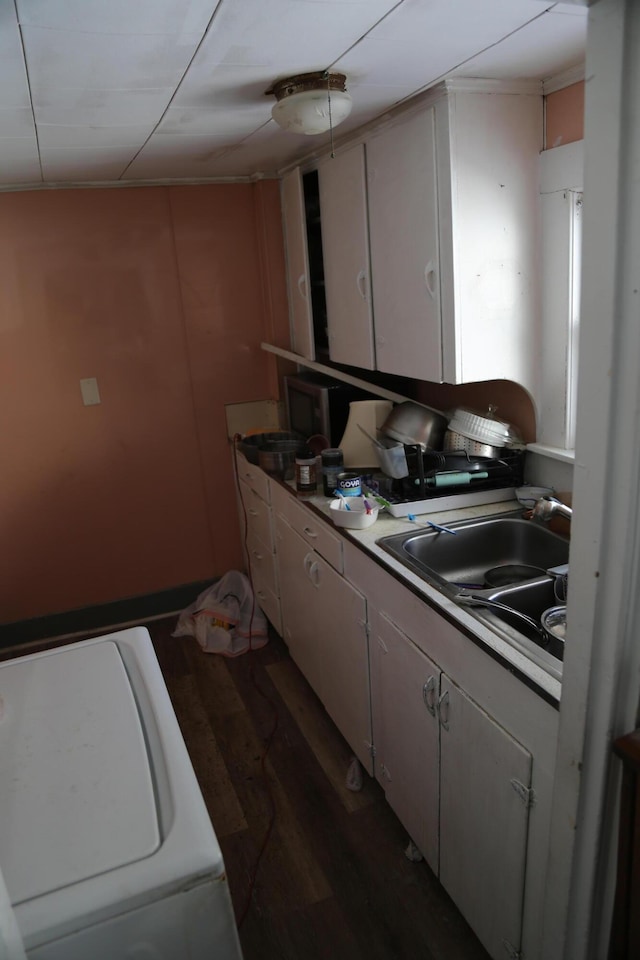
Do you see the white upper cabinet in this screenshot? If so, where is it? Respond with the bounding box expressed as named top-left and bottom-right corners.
top-left (436, 87), bottom-right (542, 391)
top-left (367, 105), bottom-right (442, 381)
top-left (318, 143), bottom-right (375, 370)
top-left (281, 167), bottom-right (315, 360)
top-left (294, 82), bottom-right (543, 392)
top-left (366, 85), bottom-right (542, 389)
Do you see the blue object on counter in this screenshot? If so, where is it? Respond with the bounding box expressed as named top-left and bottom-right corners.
top-left (407, 514), bottom-right (457, 535)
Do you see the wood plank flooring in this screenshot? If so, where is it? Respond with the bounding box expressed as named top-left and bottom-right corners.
top-left (2, 616), bottom-right (491, 960)
top-left (149, 616), bottom-right (491, 960)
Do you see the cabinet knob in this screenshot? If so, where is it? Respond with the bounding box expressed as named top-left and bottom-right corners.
top-left (297, 273), bottom-right (308, 301)
top-left (424, 260), bottom-right (437, 299)
top-left (356, 269), bottom-right (368, 301)
top-left (422, 676), bottom-right (437, 716)
top-left (437, 690), bottom-right (450, 730)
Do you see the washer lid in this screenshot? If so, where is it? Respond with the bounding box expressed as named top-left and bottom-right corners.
top-left (0, 641), bottom-right (160, 904)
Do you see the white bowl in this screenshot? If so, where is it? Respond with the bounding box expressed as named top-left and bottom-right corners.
top-left (329, 497), bottom-right (379, 529)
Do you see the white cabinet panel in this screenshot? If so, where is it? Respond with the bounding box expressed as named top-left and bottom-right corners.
top-left (318, 143), bottom-right (375, 369)
top-left (371, 612), bottom-right (440, 872)
top-left (281, 168), bottom-right (314, 360)
top-left (367, 105), bottom-right (442, 381)
top-left (274, 504), bottom-right (371, 773)
top-left (238, 480), bottom-right (273, 552)
top-left (439, 674), bottom-right (532, 960)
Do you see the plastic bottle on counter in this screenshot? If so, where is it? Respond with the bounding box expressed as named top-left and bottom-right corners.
top-left (321, 448), bottom-right (344, 497)
top-left (295, 450), bottom-right (318, 494)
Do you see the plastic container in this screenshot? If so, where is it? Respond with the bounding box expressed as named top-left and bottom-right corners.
top-left (295, 451), bottom-right (317, 493)
top-left (329, 498), bottom-right (379, 530)
top-left (321, 448), bottom-right (344, 496)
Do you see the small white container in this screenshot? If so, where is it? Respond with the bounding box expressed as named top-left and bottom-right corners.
top-left (329, 497), bottom-right (379, 529)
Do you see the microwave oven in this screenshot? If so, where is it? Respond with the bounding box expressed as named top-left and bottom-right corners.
top-left (284, 372), bottom-right (375, 448)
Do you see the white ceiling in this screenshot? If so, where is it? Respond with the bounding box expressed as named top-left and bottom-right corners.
top-left (0, 0), bottom-right (587, 189)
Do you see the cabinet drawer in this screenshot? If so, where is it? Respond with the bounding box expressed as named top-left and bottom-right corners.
top-left (271, 482), bottom-right (343, 573)
top-left (238, 480), bottom-right (273, 551)
top-left (235, 453), bottom-right (271, 503)
top-left (244, 531), bottom-right (278, 599)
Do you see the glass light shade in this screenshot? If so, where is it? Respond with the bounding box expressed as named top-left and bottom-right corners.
top-left (271, 88), bottom-right (353, 136)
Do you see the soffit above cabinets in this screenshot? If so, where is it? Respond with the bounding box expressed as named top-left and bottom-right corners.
top-left (0, 0), bottom-right (587, 189)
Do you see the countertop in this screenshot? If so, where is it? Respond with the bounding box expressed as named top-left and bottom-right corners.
top-left (282, 481), bottom-right (564, 705)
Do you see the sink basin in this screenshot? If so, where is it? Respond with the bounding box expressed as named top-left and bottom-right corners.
top-left (481, 578), bottom-right (566, 661)
top-left (377, 512), bottom-right (569, 591)
top-left (377, 512), bottom-right (570, 664)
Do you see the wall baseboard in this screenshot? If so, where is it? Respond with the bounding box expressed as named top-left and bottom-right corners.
top-left (0, 580), bottom-right (213, 650)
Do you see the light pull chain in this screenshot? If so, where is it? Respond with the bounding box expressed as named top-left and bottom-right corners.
top-left (324, 70), bottom-right (335, 159)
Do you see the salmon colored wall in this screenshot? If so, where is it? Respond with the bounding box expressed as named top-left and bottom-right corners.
top-left (545, 81), bottom-right (585, 149)
top-left (0, 181), bottom-right (288, 624)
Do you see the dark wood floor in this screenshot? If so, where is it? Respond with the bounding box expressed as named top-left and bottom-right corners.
top-left (3, 616), bottom-right (490, 960)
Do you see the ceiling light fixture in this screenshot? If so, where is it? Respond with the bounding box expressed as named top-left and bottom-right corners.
top-left (266, 71), bottom-right (352, 136)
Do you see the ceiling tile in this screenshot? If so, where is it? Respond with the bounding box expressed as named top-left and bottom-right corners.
top-left (16, 0), bottom-right (220, 37)
top-left (453, 11), bottom-right (587, 82)
top-left (23, 26), bottom-right (202, 94)
top-left (0, 107), bottom-right (36, 138)
top-left (40, 146), bottom-right (134, 181)
top-left (0, 136), bottom-right (41, 183)
top-left (157, 103), bottom-right (268, 136)
top-left (37, 123), bottom-right (156, 151)
top-left (0, 2), bottom-right (32, 108)
top-left (33, 89), bottom-right (175, 127)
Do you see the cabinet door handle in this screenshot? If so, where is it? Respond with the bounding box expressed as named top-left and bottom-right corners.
top-left (308, 560), bottom-right (320, 586)
top-left (297, 273), bottom-right (308, 301)
top-left (437, 690), bottom-right (450, 730)
top-left (424, 260), bottom-right (437, 299)
top-left (303, 553), bottom-right (314, 575)
top-left (422, 676), bottom-right (437, 716)
top-left (356, 269), bottom-right (367, 301)
top-left (248, 508), bottom-right (259, 517)
top-left (251, 549), bottom-right (264, 561)
top-left (303, 526), bottom-right (318, 539)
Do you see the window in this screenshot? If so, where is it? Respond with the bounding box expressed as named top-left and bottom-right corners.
top-left (538, 140), bottom-right (584, 452)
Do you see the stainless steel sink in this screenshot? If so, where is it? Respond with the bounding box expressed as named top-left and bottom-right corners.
top-left (377, 512), bottom-right (569, 592)
top-left (377, 512), bottom-right (570, 664)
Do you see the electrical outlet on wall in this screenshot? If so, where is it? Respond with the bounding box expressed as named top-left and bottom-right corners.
top-left (80, 377), bottom-right (101, 406)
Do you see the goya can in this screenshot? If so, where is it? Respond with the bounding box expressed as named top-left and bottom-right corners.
top-left (337, 472), bottom-right (362, 497)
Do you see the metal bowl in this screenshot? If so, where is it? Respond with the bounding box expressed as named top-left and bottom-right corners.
top-left (380, 401), bottom-right (448, 451)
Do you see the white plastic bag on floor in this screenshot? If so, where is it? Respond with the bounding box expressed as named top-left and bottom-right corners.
top-left (172, 571), bottom-right (268, 656)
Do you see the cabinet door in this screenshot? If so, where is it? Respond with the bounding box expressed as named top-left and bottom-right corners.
top-left (312, 552), bottom-right (371, 773)
top-left (371, 612), bottom-right (440, 873)
top-left (439, 674), bottom-right (532, 960)
top-left (275, 513), bottom-right (324, 696)
top-left (367, 108), bottom-right (442, 381)
top-left (281, 169), bottom-right (315, 360)
top-left (318, 143), bottom-right (375, 369)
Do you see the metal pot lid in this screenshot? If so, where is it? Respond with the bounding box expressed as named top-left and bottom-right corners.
top-left (541, 605), bottom-right (567, 640)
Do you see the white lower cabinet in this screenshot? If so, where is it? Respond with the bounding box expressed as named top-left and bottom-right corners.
top-left (259, 481), bottom-right (556, 960)
top-left (371, 611), bottom-right (531, 958)
top-left (235, 455), bottom-right (281, 634)
top-left (273, 491), bottom-right (372, 774)
top-left (372, 612), bottom-right (440, 873)
top-left (438, 675), bottom-right (532, 960)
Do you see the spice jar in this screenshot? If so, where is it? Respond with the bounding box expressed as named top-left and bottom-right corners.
top-left (295, 450), bottom-right (317, 494)
top-left (321, 448), bottom-right (344, 497)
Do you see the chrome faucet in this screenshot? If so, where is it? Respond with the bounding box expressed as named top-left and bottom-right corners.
top-left (532, 495), bottom-right (573, 522)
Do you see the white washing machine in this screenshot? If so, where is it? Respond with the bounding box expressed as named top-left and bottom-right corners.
top-left (0, 627), bottom-right (243, 960)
